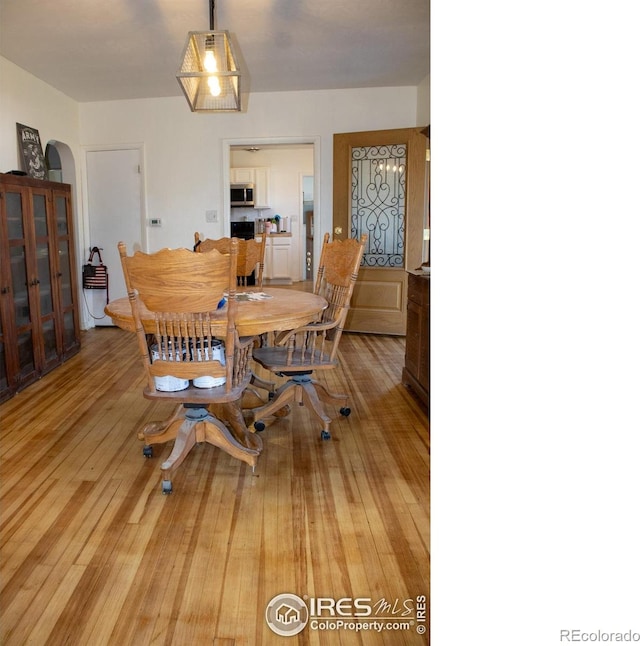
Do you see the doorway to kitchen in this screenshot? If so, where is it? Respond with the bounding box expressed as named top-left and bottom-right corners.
top-left (223, 137), bottom-right (320, 286)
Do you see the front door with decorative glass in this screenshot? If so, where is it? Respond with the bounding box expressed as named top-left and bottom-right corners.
top-left (333, 127), bottom-right (427, 334)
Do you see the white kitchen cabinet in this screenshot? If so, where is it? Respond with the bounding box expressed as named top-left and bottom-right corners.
top-left (253, 167), bottom-right (270, 209)
top-left (259, 234), bottom-right (293, 284)
top-left (230, 167), bottom-right (254, 184)
top-left (230, 167), bottom-right (270, 208)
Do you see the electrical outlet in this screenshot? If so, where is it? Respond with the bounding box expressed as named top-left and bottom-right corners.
top-left (206, 210), bottom-right (218, 223)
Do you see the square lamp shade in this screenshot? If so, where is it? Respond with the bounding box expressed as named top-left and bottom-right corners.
top-left (177, 31), bottom-right (241, 112)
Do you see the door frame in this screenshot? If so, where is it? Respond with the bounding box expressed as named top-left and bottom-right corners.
top-left (301, 173), bottom-right (315, 280)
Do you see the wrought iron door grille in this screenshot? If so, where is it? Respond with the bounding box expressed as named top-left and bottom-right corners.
top-left (350, 144), bottom-right (407, 267)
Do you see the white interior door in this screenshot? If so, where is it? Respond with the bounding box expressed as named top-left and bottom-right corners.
top-left (86, 148), bottom-right (143, 326)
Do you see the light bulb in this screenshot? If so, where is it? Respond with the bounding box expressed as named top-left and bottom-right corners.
top-left (208, 76), bottom-right (221, 96)
top-left (204, 50), bottom-right (221, 96)
top-left (204, 50), bottom-right (217, 72)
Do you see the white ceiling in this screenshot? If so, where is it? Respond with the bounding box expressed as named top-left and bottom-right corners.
top-left (0, 0), bottom-right (429, 103)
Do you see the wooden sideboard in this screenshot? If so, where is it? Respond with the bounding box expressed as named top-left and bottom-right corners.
top-left (402, 270), bottom-right (429, 409)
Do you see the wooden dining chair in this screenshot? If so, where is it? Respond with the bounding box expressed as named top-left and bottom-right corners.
top-left (194, 232), bottom-right (272, 404)
top-left (248, 232), bottom-right (367, 439)
top-left (118, 239), bottom-right (261, 493)
top-left (194, 232), bottom-right (266, 289)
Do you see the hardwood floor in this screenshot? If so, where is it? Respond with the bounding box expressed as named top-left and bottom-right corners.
top-left (0, 326), bottom-right (430, 645)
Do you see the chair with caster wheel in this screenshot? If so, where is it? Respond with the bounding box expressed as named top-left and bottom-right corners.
top-left (247, 232), bottom-right (367, 440)
top-left (118, 239), bottom-right (262, 493)
top-left (194, 232), bottom-right (273, 401)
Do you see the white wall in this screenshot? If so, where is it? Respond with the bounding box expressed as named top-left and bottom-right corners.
top-left (417, 74), bottom-right (430, 127)
top-left (1, 56), bottom-right (88, 320)
top-left (0, 58), bottom-right (80, 175)
top-left (78, 87), bottom-right (419, 260)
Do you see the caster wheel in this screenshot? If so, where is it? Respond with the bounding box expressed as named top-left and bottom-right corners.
top-left (162, 480), bottom-right (173, 495)
top-left (321, 430), bottom-right (331, 440)
top-left (254, 421), bottom-right (266, 432)
top-left (143, 445), bottom-right (153, 458)
top-left (339, 407), bottom-right (351, 417)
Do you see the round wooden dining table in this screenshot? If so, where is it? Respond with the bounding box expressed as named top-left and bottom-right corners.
top-left (104, 287), bottom-right (327, 471)
top-left (105, 288), bottom-right (327, 337)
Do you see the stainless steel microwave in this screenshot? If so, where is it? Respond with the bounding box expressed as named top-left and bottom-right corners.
top-left (230, 183), bottom-right (254, 207)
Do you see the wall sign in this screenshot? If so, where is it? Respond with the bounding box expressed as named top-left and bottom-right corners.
top-left (16, 123), bottom-right (47, 180)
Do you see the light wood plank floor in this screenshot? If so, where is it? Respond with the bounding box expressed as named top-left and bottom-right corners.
top-left (0, 326), bottom-right (430, 645)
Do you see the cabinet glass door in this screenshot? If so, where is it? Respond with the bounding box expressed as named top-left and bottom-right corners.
top-left (53, 192), bottom-right (78, 353)
top-left (32, 192), bottom-right (59, 367)
top-left (7, 194), bottom-right (36, 381)
top-left (0, 316), bottom-right (6, 395)
top-left (37, 240), bottom-right (57, 363)
top-left (57, 240), bottom-right (73, 308)
top-left (33, 191), bottom-right (48, 236)
top-left (55, 194), bottom-right (69, 235)
top-left (36, 241), bottom-right (53, 316)
top-left (0, 266), bottom-right (8, 397)
top-left (10, 247), bottom-right (31, 327)
top-left (6, 191), bottom-right (25, 239)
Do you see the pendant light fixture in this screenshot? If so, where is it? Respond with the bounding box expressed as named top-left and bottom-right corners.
top-left (176, 0), bottom-right (242, 112)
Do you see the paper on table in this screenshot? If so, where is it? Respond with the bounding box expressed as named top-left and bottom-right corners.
top-left (226, 292), bottom-right (274, 301)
